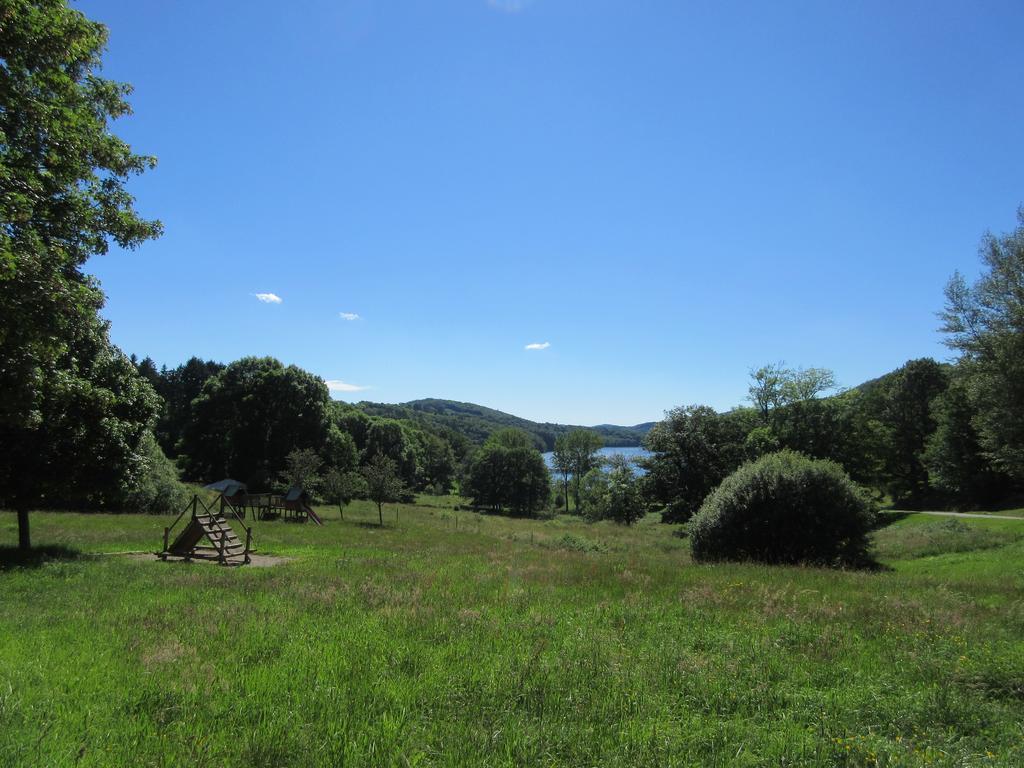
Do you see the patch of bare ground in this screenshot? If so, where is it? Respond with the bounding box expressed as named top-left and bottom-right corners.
top-left (126, 552), bottom-right (293, 567)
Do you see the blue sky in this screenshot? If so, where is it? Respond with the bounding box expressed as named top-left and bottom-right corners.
top-left (81, 0), bottom-right (1024, 426)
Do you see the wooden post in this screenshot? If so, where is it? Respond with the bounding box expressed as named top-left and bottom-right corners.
top-left (192, 494), bottom-right (197, 520)
top-left (16, 507), bottom-right (30, 551)
top-left (162, 527), bottom-right (169, 558)
top-left (245, 527), bottom-right (252, 564)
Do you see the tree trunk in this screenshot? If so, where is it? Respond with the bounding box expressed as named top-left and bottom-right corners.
top-left (378, 502), bottom-right (383, 526)
top-left (339, 503), bottom-right (344, 520)
top-left (17, 507), bottom-right (31, 550)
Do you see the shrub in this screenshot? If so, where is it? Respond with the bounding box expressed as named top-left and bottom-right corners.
top-left (541, 533), bottom-right (609, 553)
top-left (583, 455), bottom-right (645, 525)
top-left (121, 432), bottom-right (191, 514)
top-left (577, 468), bottom-right (609, 521)
top-left (689, 450), bottom-right (875, 567)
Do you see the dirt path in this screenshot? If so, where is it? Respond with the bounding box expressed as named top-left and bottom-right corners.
top-left (124, 552), bottom-right (293, 567)
top-left (892, 510), bottom-right (1024, 522)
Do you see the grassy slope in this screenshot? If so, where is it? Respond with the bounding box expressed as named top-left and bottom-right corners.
top-left (1, 504), bottom-right (1023, 767)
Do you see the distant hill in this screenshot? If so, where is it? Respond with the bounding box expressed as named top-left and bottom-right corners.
top-left (354, 398), bottom-right (654, 451)
top-left (850, 371), bottom-right (896, 397)
top-left (850, 360), bottom-right (953, 397)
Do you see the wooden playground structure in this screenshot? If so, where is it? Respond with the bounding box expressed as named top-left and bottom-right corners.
top-left (158, 493), bottom-right (253, 566)
top-left (199, 479), bottom-right (323, 524)
top-left (157, 480), bottom-right (321, 566)
top-left (241, 487), bottom-right (324, 525)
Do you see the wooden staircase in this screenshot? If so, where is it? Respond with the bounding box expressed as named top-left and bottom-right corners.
top-left (160, 496), bottom-right (253, 566)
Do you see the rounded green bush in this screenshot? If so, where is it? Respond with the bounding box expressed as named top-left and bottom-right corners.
top-left (689, 450), bottom-right (875, 567)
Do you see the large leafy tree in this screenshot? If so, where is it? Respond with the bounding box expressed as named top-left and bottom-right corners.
top-left (278, 448), bottom-right (324, 496)
top-left (940, 209), bottom-right (1024, 483)
top-left (178, 357), bottom-right (331, 489)
top-left (640, 405), bottom-right (748, 523)
top-left (149, 357), bottom-right (225, 456)
top-left (748, 363), bottom-right (836, 425)
top-left (552, 429), bottom-right (604, 514)
top-left (748, 363), bottom-right (790, 423)
top-left (323, 425), bottom-right (358, 474)
top-left (333, 405), bottom-right (372, 452)
top-left (867, 358), bottom-right (949, 504)
top-left (745, 365), bottom-right (886, 489)
top-left (0, 1), bottom-right (162, 548)
top-left (550, 437), bottom-right (574, 513)
top-left (780, 391), bottom-right (887, 490)
top-left (924, 377), bottom-right (1009, 506)
top-left (579, 455), bottom-right (644, 525)
top-left (465, 429), bottom-right (550, 516)
top-left (361, 418), bottom-right (418, 486)
top-left (417, 432), bottom-right (456, 494)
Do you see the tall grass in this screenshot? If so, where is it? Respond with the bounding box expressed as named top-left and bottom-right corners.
top-left (1, 503), bottom-right (1022, 766)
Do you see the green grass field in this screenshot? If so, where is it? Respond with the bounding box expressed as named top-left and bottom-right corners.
top-left (2, 501), bottom-right (1023, 767)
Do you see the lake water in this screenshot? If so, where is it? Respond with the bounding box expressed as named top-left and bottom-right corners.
top-left (542, 446), bottom-right (651, 475)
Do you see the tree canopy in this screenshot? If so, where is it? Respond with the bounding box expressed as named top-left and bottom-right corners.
top-left (361, 454), bottom-right (405, 526)
top-left (641, 405), bottom-right (748, 523)
top-left (465, 429), bottom-right (550, 516)
top-left (0, 0), bottom-right (163, 547)
top-left (552, 429), bottom-right (604, 514)
top-left (940, 209), bottom-right (1024, 482)
top-left (578, 455), bottom-right (644, 525)
top-left (178, 357), bottom-right (332, 489)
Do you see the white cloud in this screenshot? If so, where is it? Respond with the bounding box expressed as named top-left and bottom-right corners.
top-left (325, 379), bottom-right (369, 393)
top-left (339, 312), bottom-right (360, 321)
top-left (254, 292), bottom-right (282, 304)
top-left (487, 0), bottom-right (534, 12)
top-left (525, 341), bottom-right (551, 350)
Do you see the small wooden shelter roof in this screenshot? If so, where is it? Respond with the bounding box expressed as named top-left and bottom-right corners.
top-left (204, 479), bottom-right (248, 496)
top-left (284, 485), bottom-right (308, 502)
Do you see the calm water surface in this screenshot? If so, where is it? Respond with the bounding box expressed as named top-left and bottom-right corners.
top-left (542, 446), bottom-right (651, 474)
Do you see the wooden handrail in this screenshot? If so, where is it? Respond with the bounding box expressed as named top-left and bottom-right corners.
top-left (221, 497), bottom-right (255, 553)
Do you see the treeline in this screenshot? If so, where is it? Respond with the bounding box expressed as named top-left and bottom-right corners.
top-left (133, 358), bottom-right (638, 521)
top-left (124, 356), bottom-right (656, 520)
top-left (643, 210), bottom-right (1024, 519)
top-left (134, 356), bottom-right (460, 499)
top-left (642, 360), bottom-right (956, 523)
top-left (128, 208), bottom-right (1024, 522)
